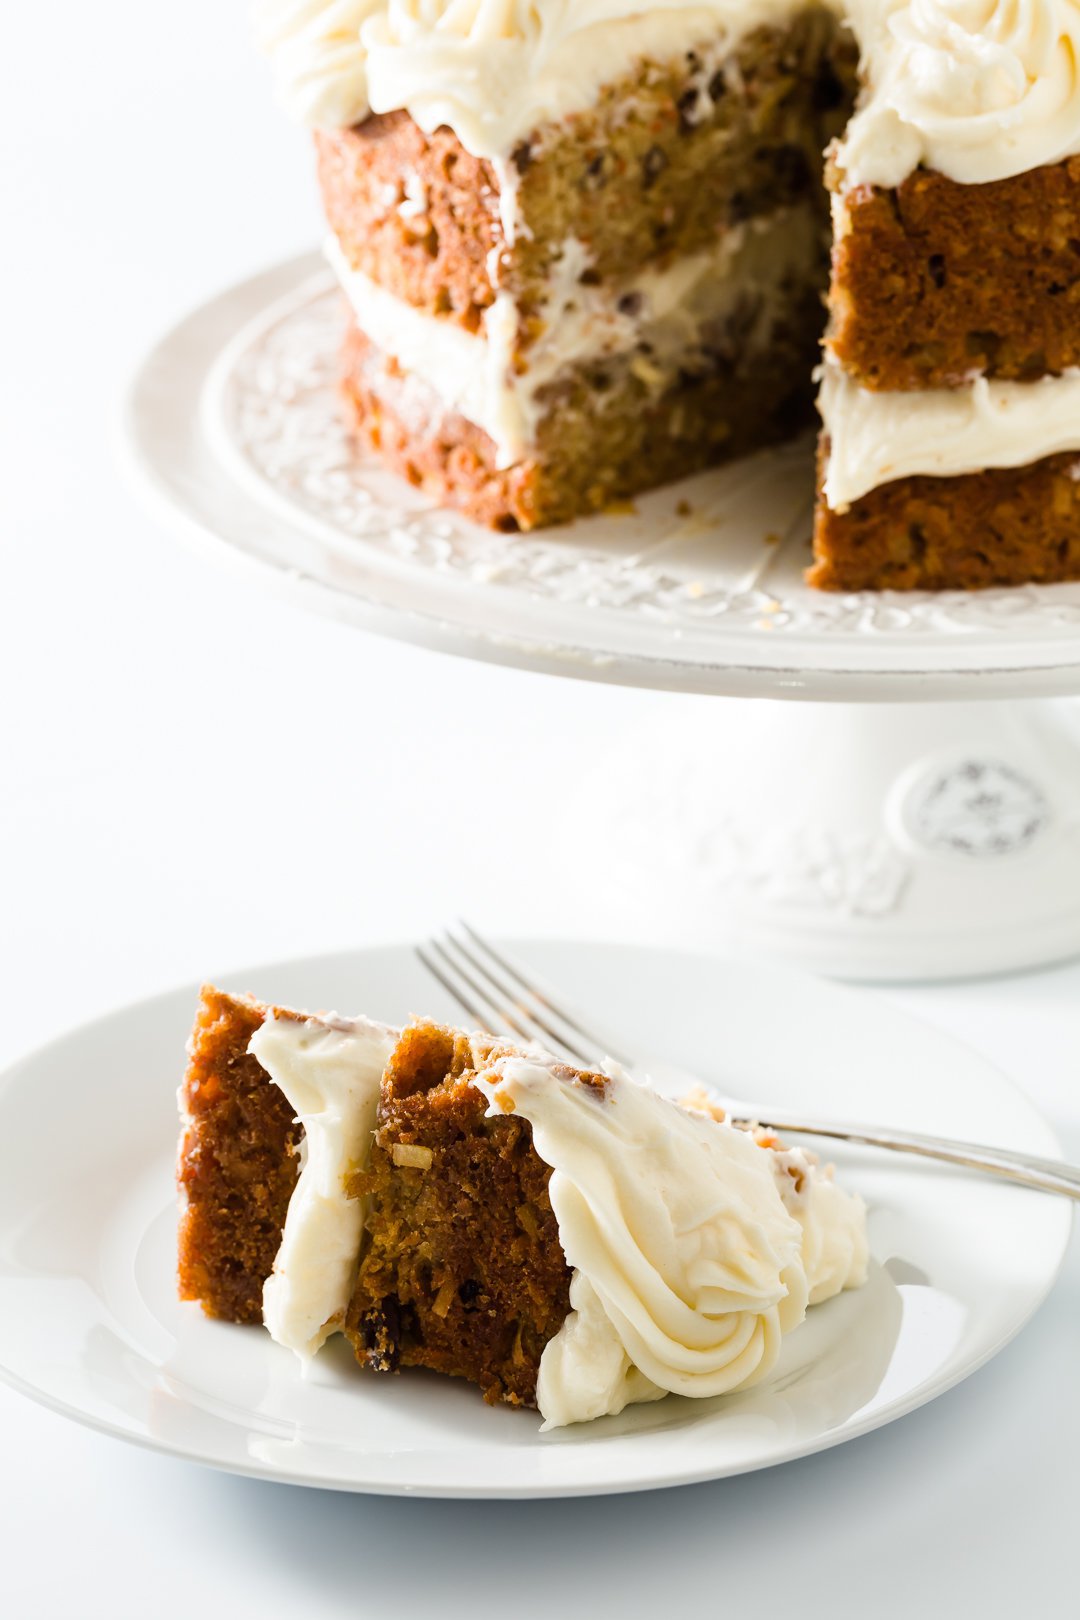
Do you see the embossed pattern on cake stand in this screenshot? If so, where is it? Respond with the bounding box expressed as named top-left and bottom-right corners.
top-left (122, 254), bottom-right (1080, 979)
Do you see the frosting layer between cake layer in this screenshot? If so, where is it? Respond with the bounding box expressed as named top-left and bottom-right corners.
top-left (250, 1011), bottom-right (397, 1357)
top-left (327, 205), bottom-right (823, 464)
top-left (820, 361), bottom-right (1080, 507)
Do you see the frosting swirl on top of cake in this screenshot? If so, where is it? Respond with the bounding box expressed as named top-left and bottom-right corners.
top-left (254, 0), bottom-right (818, 154)
top-left (259, 0), bottom-right (1080, 184)
top-left (839, 0), bottom-right (1080, 186)
top-left (255, 0), bottom-right (384, 128)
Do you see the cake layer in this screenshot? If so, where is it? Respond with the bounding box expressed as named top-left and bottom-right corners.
top-left (345, 1022), bottom-right (575, 1408)
top-left (339, 296), bottom-right (821, 528)
top-left (316, 12), bottom-right (855, 329)
top-left (498, 13), bottom-right (853, 300)
top-left (316, 114), bottom-right (501, 332)
top-left (828, 158), bottom-right (1080, 391)
top-left (819, 363), bottom-right (1080, 510)
top-left (809, 451), bottom-right (1080, 592)
top-left (177, 988), bottom-right (302, 1324)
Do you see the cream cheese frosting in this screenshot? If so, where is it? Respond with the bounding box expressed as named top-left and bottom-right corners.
top-left (258, 0), bottom-right (1080, 188)
top-left (256, 0), bottom-right (816, 154)
top-left (249, 1010), bottom-right (397, 1358)
top-left (255, 0), bottom-right (384, 128)
top-left (255, 1), bottom-right (796, 244)
top-left (819, 360), bottom-right (1080, 507)
top-left (767, 1142), bottom-right (869, 1304)
top-left (359, 0), bottom-right (799, 159)
top-left (837, 0), bottom-right (1080, 189)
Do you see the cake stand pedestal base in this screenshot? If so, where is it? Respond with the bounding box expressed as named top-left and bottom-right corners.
top-left (561, 697), bottom-right (1080, 981)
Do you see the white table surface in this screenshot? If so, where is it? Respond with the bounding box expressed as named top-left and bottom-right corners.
top-left (3, 6), bottom-right (1077, 1614)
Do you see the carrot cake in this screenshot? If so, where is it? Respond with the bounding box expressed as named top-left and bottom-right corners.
top-left (253, 1), bottom-right (1080, 591)
top-left (178, 985), bottom-right (868, 1427)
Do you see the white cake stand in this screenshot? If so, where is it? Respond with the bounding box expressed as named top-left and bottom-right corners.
top-left (122, 253), bottom-right (1080, 980)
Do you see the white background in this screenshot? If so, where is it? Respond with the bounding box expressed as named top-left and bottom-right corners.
top-left (3, 4), bottom-right (1077, 1614)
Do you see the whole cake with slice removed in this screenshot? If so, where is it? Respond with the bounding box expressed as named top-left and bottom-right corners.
top-left (178, 986), bottom-right (868, 1428)
top-left (254, 0), bottom-right (1080, 590)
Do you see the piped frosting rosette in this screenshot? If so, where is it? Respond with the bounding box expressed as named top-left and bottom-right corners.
top-left (841, 0), bottom-right (1080, 186)
top-left (475, 1057), bottom-right (814, 1429)
top-left (254, 0), bottom-right (383, 126)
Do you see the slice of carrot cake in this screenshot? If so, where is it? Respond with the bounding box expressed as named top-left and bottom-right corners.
top-left (178, 986), bottom-right (868, 1427)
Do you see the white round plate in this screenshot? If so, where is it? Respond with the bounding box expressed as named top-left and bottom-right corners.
top-left (122, 254), bottom-right (1080, 701)
top-left (0, 940), bottom-right (1069, 1497)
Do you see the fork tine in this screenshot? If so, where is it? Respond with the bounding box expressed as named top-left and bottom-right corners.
top-left (442, 927), bottom-right (591, 1066)
top-left (419, 939), bottom-right (537, 1046)
top-left (414, 943), bottom-right (498, 1034)
top-left (417, 932), bottom-right (587, 1064)
top-left (457, 920), bottom-right (634, 1069)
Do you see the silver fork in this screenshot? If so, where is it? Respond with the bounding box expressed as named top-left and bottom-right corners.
top-left (416, 923), bottom-right (1080, 1202)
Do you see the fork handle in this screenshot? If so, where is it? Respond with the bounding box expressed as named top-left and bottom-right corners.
top-left (742, 1115), bottom-right (1080, 1202)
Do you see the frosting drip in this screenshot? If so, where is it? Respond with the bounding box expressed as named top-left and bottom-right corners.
top-left (839, 0), bottom-right (1080, 186)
